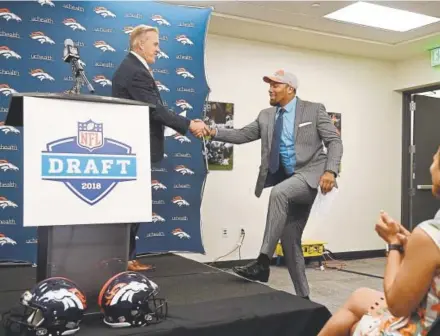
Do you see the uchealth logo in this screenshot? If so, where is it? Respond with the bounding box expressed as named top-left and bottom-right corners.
top-left (0, 125), bottom-right (20, 135)
top-left (0, 160), bottom-right (19, 172)
top-left (0, 9), bottom-right (21, 22)
top-left (94, 41), bottom-right (115, 52)
top-left (174, 165), bottom-right (194, 175)
top-left (151, 14), bottom-right (170, 26)
top-left (176, 68), bottom-right (194, 79)
top-left (0, 46), bottom-right (21, 59)
top-left (157, 50), bottom-right (169, 59)
top-left (30, 69), bottom-right (55, 81)
top-left (175, 99), bottom-right (193, 110)
top-left (155, 81), bottom-right (169, 92)
top-left (176, 35), bottom-right (193, 45)
top-left (94, 6), bottom-right (116, 18)
top-left (30, 31), bottom-right (55, 44)
top-left (172, 196), bottom-right (190, 207)
top-left (93, 75), bottom-right (112, 87)
top-left (41, 120), bottom-right (137, 205)
top-left (63, 18), bottom-right (86, 31)
top-left (37, 0), bottom-right (55, 7)
top-left (0, 196), bottom-right (18, 209)
top-left (0, 233), bottom-right (17, 246)
top-left (0, 84), bottom-right (17, 96)
top-left (172, 228), bottom-right (190, 239)
top-left (152, 213), bottom-right (165, 222)
top-left (151, 180), bottom-right (166, 191)
top-left (145, 232), bottom-right (165, 238)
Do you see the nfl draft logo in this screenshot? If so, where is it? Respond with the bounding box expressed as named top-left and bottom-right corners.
top-left (41, 120), bottom-right (137, 205)
top-left (78, 121), bottom-right (103, 151)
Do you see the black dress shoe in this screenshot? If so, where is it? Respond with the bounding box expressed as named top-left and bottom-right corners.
top-left (232, 260), bottom-right (270, 282)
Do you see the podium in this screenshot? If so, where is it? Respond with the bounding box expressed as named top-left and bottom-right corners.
top-left (5, 93), bottom-right (154, 312)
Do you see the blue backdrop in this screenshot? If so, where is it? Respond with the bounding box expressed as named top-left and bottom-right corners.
top-left (0, 0), bottom-right (212, 264)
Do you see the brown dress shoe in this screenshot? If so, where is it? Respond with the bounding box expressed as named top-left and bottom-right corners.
top-left (127, 260), bottom-right (155, 271)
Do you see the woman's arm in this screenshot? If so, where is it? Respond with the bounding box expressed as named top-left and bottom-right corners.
top-left (384, 227), bottom-right (439, 317)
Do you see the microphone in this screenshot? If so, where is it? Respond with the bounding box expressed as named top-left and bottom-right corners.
top-left (63, 38), bottom-right (94, 94)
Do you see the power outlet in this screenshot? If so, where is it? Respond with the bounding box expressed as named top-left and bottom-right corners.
top-left (222, 228), bottom-right (228, 238)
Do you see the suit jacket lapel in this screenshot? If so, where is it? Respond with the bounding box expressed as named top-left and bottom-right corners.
top-left (150, 73), bottom-right (163, 104)
top-left (267, 97), bottom-right (304, 148)
top-left (145, 68), bottom-right (165, 105)
top-left (294, 97), bottom-right (305, 141)
top-left (267, 107), bottom-right (277, 149)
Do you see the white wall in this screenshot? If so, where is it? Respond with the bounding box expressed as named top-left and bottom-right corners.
top-left (181, 34), bottom-right (402, 263)
top-left (394, 53), bottom-right (440, 91)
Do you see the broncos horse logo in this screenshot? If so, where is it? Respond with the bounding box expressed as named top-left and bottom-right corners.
top-left (106, 281), bottom-right (150, 306)
top-left (38, 288), bottom-right (86, 310)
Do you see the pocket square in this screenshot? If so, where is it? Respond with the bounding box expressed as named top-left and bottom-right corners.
top-left (299, 122), bottom-right (312, 127)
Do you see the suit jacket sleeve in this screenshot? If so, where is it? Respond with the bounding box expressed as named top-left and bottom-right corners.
top-left (213, 118), bottom-right (261, 144)
top-left (130, 72), bottom-right (190, 135)
top-left (317, 104), bottom-right (343, 175)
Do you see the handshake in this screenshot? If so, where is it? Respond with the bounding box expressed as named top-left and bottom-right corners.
top-left (189, 119), bottom-right (215, 139)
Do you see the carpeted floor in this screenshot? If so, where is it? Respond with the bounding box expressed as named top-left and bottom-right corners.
top-left (262, 257), bottom-right (385, 313)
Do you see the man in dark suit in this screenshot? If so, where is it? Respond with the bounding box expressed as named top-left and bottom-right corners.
top-left (112, 24), bottom-right (206, 271)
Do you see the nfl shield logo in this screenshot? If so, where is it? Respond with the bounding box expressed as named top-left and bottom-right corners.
top-left (77, 120), bottom-right (104, 151)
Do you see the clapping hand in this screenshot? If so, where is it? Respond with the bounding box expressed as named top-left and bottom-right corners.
top-left (189, 119), bottom-right (210, 138)
top-left (375, 211), bottom-right (410, 245)
top-left (396, 222), bottom-right (411, 247)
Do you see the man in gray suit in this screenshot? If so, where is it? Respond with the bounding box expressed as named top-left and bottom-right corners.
top-left (205, 70), bottom-right (343, 299)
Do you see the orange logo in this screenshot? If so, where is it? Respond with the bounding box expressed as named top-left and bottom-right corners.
top-left (69, 288), bottom-right (87, 309)
top-left (104, 282), bottom-right (126, 306)
top-left (275, 69), bottom-right (285, 76)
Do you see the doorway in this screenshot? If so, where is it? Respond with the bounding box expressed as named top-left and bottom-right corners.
top-left (402, 86), bottom-right (440, 231)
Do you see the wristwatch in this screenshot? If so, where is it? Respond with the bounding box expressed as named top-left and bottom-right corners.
top-left (385, 244), bottom-right (404, 255)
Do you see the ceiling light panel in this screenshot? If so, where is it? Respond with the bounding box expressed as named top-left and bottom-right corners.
top-left (324, 1), bottom-right (440, 32)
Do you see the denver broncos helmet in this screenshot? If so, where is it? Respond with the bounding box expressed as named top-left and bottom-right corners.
top-left (1, 277), bottom-right (87, 335)
top-left (98, 271), bottom-right (167, 328)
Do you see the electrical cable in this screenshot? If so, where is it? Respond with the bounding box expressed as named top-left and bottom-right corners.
top-left (322, 248), bottom-right (347, 270)
top-left (322, 248), bottom-right (384, 279)
top-left (208, 229), bottom-right (245, 265)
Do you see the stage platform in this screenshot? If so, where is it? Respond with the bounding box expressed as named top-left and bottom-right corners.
top-left (0, 254), bottom-right (331, 336)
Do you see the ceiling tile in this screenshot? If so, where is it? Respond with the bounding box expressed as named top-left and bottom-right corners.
top-left (159, 0), bottom-right (440, 60)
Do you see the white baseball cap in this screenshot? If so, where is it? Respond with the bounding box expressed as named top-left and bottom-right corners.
top-left (263, 69), bottom-right (298, 89)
